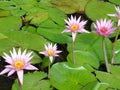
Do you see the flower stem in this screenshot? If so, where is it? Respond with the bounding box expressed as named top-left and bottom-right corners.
top-left (72, 40), bottom-right (75, 64)
top-left (102, 37), bottom-right (110, 73)
top-left (18, 79), bottom-right (22, 90)
top-left (111, 27), bottom-right (120, 64)
top-left (48, 62), bottom-right (51, 79)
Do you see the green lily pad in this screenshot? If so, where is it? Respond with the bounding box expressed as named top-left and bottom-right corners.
top-left (67, 50), bottom-right (99, 69)
top-left (25, 11), bottom-right (49, 25)
top-left (0, 16), bottom-right (22, 31)
top-left (50, 62), bottom-right (96, 90)
top-left (109, 0), bottom-right (120, 6)
top-left (0, 31), bottom-right (46, 51)
top-left (50, 0), bottom-right (90, 14)
top-left (85, 0), bottom-right (115, 21)
top-left (96, 70), bottom-right (120, 89)
top-left (67, 33), bottom-right (112, 62)
top-left (12, 71), bottom-right (50, 90)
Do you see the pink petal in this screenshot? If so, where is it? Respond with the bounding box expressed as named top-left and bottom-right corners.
top-left (61, 29), bottom-right (71, 33)
top-left (24, 64), bottom-right (38, 70)
top-left (39, 51), bottom-right (46, 55)
top-left (49, 56), bottom-right (53, 63)
top-left (107, 14), bottom-right (116, 17)
top-left (25, 56), bottom-right (33, 63)
top-left (80, 29), bottom-right (90, 33)
top-left (3, 53), bottom-right (13, 64)
top-left (0, 68), bottom-right (10, 75)
top-left (5, 65), bottom-right (14, 69)
top-left (21, 49), bottom-right (27, 58)
top-left (17, 70), bottom-right (23, 85)
top-left (8, 69), bottom-right (15, 76)
top-left (72, 32), bottom-right (77, 42)
top-left (118, 19), bottom-right (120, 26)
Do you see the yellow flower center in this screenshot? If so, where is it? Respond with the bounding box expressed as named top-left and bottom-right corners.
top-left (100, 27), bottom-right (107, 33)
top-left (71, 24), bottom-right (79, 31)
top-left (48, 50), bottom-right (54, 56)
top-left (14, 60), bottom-right (24, 70)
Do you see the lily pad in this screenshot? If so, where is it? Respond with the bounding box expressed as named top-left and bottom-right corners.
top-left (85, 0), bottom-right (115, 21)
top-left (50, 0), bottom-right (90, 14)
top-left (12, 71), bottom-right (50, 90)
top-left (50, 62), bottom-right (96, 90)
top-left (0, 16), bottom-right (22, 31)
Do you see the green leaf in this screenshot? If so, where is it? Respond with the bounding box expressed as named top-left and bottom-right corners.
top-left (0, 33), bottom-right (7, 39)
top-left (41, 57), bottom-right (50, 69)
top-left (50, 62), bottom-right (96, 90)
top-left (0, 39), bottom-right (16, 55)
top-left (31, 52), bottom-right (42, 64)
top-left (67, 33), bottom-right (112, 62)
top-left (22, 26), bottom-right (37, 33)
top-left (0, 16), bottom-right (22, 31)
top-left (0, 9), bottom-right (11, 17)
top-left (114, 39), bottom-right (120, 63)
top-left (11, 0), bottom-right (37, 12)
top-left (82, 81), bottom-right (109, 90)
top-left (12, 71), bottom-right (50, 90)
top-left (109, 0), bottom-right (120, 6)
top-left (85, 0), bottom-right (115, 21)
top-left (37, 27), bottom-right (71, 43)
top-left (1, 31), bottom-right (46, 51)
top-left (25, 11), bottom-right (49, 25)
top-left (0, 1), bottom-right (16, 10)
top-left (109, 65), bottom-right (120, 75)
top-left (67, 51), bottom-right (99, 68)
top-left (96, 71), bottom-right (120, 89)
top-left (50, 0), bottom-right (90, 14)
top-left (47, 8), bottom-right (66, 26)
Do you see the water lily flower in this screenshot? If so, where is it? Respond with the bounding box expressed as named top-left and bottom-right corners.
top-left (62, 15), bottom-right (89, 42)
top-left (107, 6), bottom-right (120, 26)
top-left (39, 43), bottom-right (62, 63)
top-left (0, 48), bottom-right (38, 85)
top-left (93, 19), bottom-right (116, 37)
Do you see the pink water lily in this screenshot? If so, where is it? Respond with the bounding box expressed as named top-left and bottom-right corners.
top-left (93, 19), bottom-right (116, 37)
top-left (39, 43), bottom-right (62, 63)
top-left (62, 15), bottom-right (89, 42)
top-left (0, 48), bottom-right (38, 85)
top-left (107, 6), bottom-right (120, 26)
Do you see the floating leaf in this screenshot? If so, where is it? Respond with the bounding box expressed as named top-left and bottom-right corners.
top-left (82, 81), bottom-right (109, 90)
top-left (113, 39), bottom-right (120, 63)
top-left (109, 0), bottom-right (120, 6)
top-left (0, 9), bottom-right (11, 17)
top-left (12, 71), bottom-right (50, 90)
top-left (50, 62), bottom-right (96, 90)
top-left (22, 26), bottom-right (37, 33)
top-left (50, 0), bottom-right (90, 14)
top-left (67, 51), bottom-right (99, 68)
top-left (1, 31), bottom-right (46, 51)
top-left (25, 11), bottom-right (49, 25)
top-left (0, 16), bottom-right (22, 31)
top-left (96, 71), bottom-right (120, 89)
top-left (67, 33), bottom-right (112, 62)
top-left (37, 27), bottom-right (71, 43)
top-left (47, 8), bottom-right (66, 26)
top-left (85, 0), bottom-right (115, 21)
